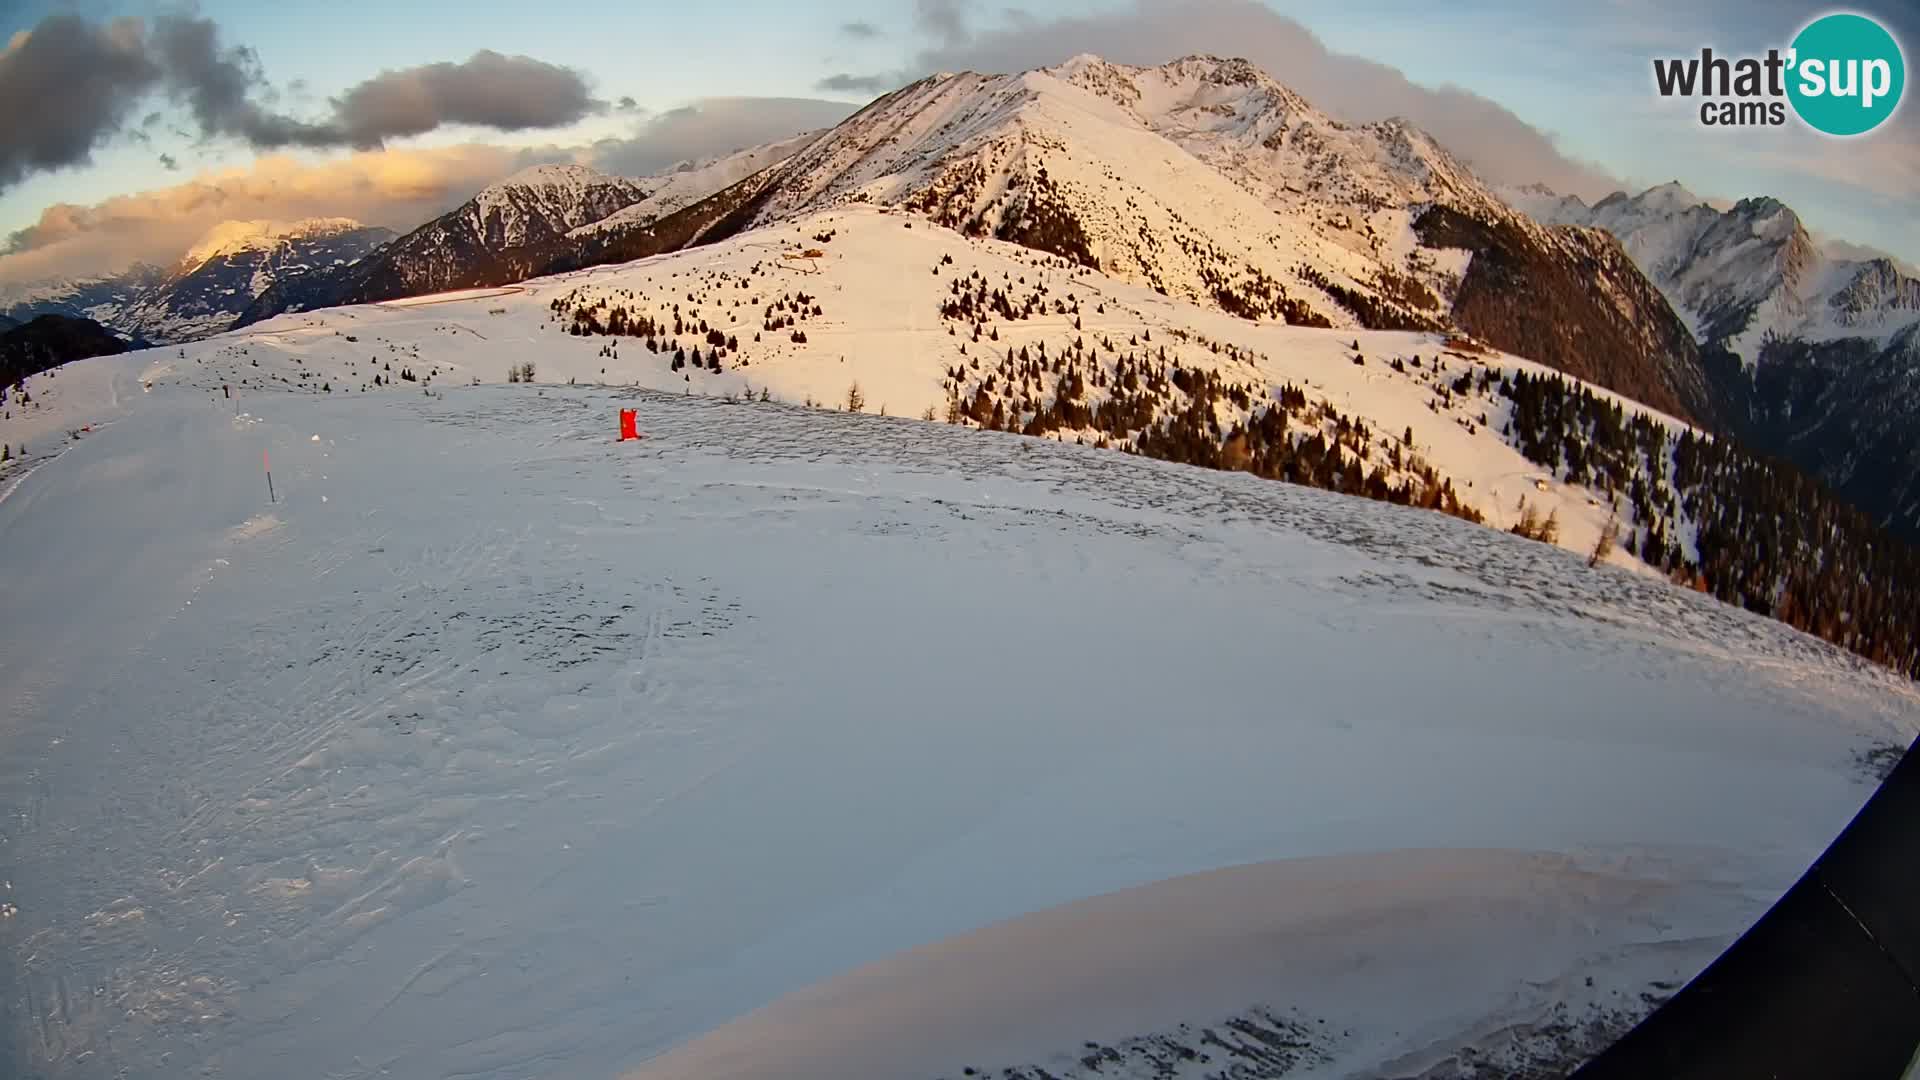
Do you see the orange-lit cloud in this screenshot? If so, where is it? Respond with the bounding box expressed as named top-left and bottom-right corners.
top-left (0, 143), bottom-right (572, 285)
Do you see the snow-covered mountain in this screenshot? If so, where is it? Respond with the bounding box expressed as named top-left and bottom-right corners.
top-left (290, 164), bottom-right (653, 310)
top-left (0, 221), bottom-right (393, 345)
top-left (120, 219), bottom-right (395, 343)
top-left (1508, 182), bottom-right (1920, 538)
top-left (237, 56), bottom-right (1708, 426)
top-left (240, 148), bottom-right (826, 326)
top-left (570, 132), bottom-right (825, 239)
top-left (711, 55), bottom-right (1711, 424)
top-left (1503, 182), bottom-right (1908, 357)
top-left (1, 264), bottom-right (167, 334)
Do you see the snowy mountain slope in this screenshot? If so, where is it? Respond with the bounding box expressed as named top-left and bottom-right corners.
top-left (0, 348), bottom-right (160, 504)
top-left (2, 366), bottom-right (1915, 1080)
top-left (117, 219), bottom-right (397, 344)
top-left (1509, 182), bottom-right (1920, 539)
top-left (0, 264), bottom-right (167, 332)
top-left (1054, 54), bottom-right (1511, 225)
top-left (0, 222), bottom-right (395, 346)
top-left (743, 64), bottom-right (1391, 316)
top-left (324, 164), bottom-right (653, 305)
top-left (210, 57), bottom-right (1708, 427)
top-left (571, 132), bottom-right (826, 239)
top-left (720, 55), bottom-right (1711, 423)
top-left (192, 205), bottom-right (1687, 571)
top-left (1507, 182), bottom-right (1920, 362)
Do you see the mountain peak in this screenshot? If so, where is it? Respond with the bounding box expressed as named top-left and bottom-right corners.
top-left (1635, 181), bottom-right (1702, 211)
top-left (183, 218), bottom-right (370, 265)
top-left (490, 162), bottom-right (612, 191)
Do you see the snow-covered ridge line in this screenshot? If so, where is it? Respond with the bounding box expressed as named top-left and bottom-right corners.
top-left (182, 218), bottom-right (373, 267)
top-left (1503, 180), bottom-right (1920, 360)
top-left (172, 205), bottom-right (1688, 574)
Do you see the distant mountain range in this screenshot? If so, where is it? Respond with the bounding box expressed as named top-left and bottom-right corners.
top-left (236, 142), bottom-right (827, 326)
top-left (1506, 182), bottom-right (1920, 539)
top-left (1, 219), bottom-right (394, 345)
top-left (1, 265), bottom-right (166, 339)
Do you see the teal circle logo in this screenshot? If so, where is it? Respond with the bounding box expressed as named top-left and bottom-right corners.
top-left (1787, 12), bottom-right (1905, 136)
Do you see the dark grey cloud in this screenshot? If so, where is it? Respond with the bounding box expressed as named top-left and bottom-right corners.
top-left (816, 72), bottom-right (899, 96)
top-left (0, 15), bottom-right (161, 190)
top-left (0, 13), bottom-right (599, 192)
top-left (588, 98), bottom-right (854, 176)
top-left (839, 20), bottom-right (882, 39)
top-left (329, 50), bottom-right (600, 146)
top-left (146, 14), bottom-right (341, 149)
top-left (915, 0), bottom-right (974, 47)
top-left (157, 153), bottom-right (178, 170)
top-left (891, 0), bottom-right (1622, 199)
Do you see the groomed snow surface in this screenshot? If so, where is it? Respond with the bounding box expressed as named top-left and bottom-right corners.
top-left (3, 363), bottom-right (1917, 1080)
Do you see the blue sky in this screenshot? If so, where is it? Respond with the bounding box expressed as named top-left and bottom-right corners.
top-left (2, 0), bottom-right (1914, 280)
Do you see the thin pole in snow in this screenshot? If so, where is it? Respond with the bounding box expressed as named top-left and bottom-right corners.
top-left (265, 448), bottom-right (275, 503)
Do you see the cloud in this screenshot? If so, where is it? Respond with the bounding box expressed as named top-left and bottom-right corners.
top-left (839, 20), bottom-right (882, 39)
top-left (145, 14), bottom-right (340, 150)
top-left (587, 98), bottom-right (853, 176)
top-left (1817, 233), bottom-right (1920, 277)
top-left (816, 73), bottom-right (899, 95)
top-left (158, 153), bottom-right (178, 171)
top-left (915, 0), bottom-right (974, 47)
top-left (0, 15), bottom-right (163, 190)
top-left (0, 144), bottom-right (562, 285)
top-left (0, 14), bottom-right (597, 193)
top-left (891, 0), bottom-right (1622, 199)
top-left (329, 50), bottom-right (601, 146)
top-left (0, 93), bottom-right (857, 284)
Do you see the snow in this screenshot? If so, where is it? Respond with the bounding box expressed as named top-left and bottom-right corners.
top-left (182, 218), bottom-right (370, 268)
top-left (1507, 182), bottom-right (1920, 364)
top-left (479, 163), bottom-right (622, 205)
top-left (0, 351), bottom-right (171, 506)
top-left (734, 56), bottom-right (1514, 322)
top-left (571, 134), bottom-right (825, 239)
top-left (200, 205), bottom-right (1685, 571)
top-left (3, 362), bottom-right (1916, 1079)
top-left (630, 850), bottom-right (1768, 1079)
top-left (459, 166), bottom-right (652, 250)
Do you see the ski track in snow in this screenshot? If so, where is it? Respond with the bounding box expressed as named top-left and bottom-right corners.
top-left (1, 383), bottom-right (1916, 1080)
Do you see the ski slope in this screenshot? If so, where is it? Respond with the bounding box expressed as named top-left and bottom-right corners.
top-left (2, 373), bottom-right (1916, 1080)
top-left (174, 205), bottom-right (1694, 573)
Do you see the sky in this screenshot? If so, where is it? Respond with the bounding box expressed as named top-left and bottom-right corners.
top-left (1, 0), bottom-right (1915, 286)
